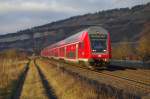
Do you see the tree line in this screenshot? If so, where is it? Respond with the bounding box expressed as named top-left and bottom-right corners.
top-left (112, 34), bottom-right (150, 62)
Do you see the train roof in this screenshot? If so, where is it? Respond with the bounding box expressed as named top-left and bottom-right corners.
top-left (87, 26), bottom-right (108, 34)
top-left (47, 26), bottom-right (108, 49)
top-left (48, 30), bottom-right (86, 49)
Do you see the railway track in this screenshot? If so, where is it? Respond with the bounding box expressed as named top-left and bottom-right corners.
top-left (81, 67), bottom-right (150, 94)
top-left (47, 58), bottom-right (150, 96)
top-left (94, 71), bottom-right (150, 94)
top-left (83, 67), bottom-right (150, 86)
top-left (102, 68), bottom-right (150, 85)
top-left (80, 69), bottom-right (149, 95)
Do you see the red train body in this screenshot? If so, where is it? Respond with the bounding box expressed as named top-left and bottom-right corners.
top-left (41, 26), bottom-right (111, 67)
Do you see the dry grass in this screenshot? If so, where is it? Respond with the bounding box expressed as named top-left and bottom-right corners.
top-left (36, 58), bottom-right (115, 99)
top-left (51, 58), bottom-right (150, 96)
top-left (0, 49), bottom-right (28, 99)
top-left (0, 58), bottom-right (27, 99)
top-left (20, 60), bottom-right (49, 99)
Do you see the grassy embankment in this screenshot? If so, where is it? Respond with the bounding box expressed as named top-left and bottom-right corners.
top-left (36, 58), bottom-right (115, 99)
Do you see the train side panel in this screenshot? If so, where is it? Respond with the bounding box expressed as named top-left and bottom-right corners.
top-left (78, 32), bottom-right (91, 60)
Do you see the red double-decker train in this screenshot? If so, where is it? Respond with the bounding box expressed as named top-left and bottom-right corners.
top-left (41, 26), bottom-right (111, 68)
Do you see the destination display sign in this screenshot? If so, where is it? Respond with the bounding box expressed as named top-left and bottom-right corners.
top-left (89, 33), bottom-right (107, 39)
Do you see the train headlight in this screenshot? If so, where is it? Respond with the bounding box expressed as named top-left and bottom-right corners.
top-left (104, 58), bottom-right (108, 62)
top-left (98, 55), bottom-right (102, 57)
top-left (92, 50), bottom-right (96, 52)
top-left (103, 49), bottom-right (106, 52)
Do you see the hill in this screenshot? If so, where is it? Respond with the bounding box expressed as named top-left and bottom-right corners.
top-left (0, 3), bottom-right (150, 52)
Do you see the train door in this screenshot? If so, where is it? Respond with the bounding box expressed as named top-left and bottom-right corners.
top-left (64, 46), bottom-right (66, 58)
top-left (76, 43), bottom-right (78, 59)
top-left (78, 41), bottom-right (85, 58)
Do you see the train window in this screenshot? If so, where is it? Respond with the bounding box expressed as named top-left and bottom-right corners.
top-left (79, 42), bottom-right (84, 49)
top-left (89, 34), bottom-right (107, 53)
top-left (67, 51), bottom-right (75, 58)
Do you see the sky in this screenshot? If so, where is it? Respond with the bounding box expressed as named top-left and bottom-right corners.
top-left (0, 0), bottom-right (149, 35)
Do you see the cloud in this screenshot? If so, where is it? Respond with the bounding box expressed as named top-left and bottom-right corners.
top-left (0, 10), bottom-right (73, 34)
top-left (0, 0), bottom-right (149, 34)
top-left (0, 0), bottom-right (149, 13)
top-left (0, 0), bottom-right (79, 13)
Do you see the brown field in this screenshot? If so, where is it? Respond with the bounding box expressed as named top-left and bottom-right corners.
top-left (0, 49), bottom-right (149, 99)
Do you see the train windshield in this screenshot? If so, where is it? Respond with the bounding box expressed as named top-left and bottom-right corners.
top-left (89, 33), bottom-right (107, 53)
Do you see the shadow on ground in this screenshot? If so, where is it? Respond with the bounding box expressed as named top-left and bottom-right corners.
top-left (34, 59), bottom-right (57, 99)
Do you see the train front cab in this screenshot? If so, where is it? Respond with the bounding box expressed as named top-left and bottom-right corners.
top-left (80, 27), bottom-right (111, 68)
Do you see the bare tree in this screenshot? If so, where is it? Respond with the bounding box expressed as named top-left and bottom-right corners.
top-left (112, 38), bottom-right (132, 60)
top-left (136, 21), bottom-right (150, 62)
top-left (137, 34), bottom-right (150, 62)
